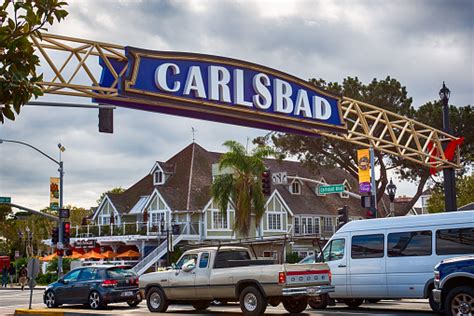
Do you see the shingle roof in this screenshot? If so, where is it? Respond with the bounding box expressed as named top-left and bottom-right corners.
top-left (104, 142), bottom-right (387, 218)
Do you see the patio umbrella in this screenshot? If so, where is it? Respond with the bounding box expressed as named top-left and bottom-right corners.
top-left (65, 251), bottom-right (83, 259)
top-left (116, 249), bottom-right (140, 259)
top-left (102, 251), bottom-right (117, 259)
top-left (40, 253), bottom-right (57, 262)
top-left (81, 250), bottom-right (104, 260)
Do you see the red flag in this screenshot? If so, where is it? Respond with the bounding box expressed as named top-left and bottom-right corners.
top-left (427, 137), bottom-right (464, 175)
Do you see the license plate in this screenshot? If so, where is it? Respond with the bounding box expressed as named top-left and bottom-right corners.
top-left (307, 287), bottom-right (317, 295)
top-left (121, 291), bottom-right (134, 297)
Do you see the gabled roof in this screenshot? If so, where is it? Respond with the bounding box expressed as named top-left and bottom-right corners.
top-left (102, 142), bottom-right (385, 218)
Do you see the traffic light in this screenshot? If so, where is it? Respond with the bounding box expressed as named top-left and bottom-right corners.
top-left (367, 208), bottom-right (376, 219)
top-left (62, 222), bottom-right (71, 245)
top-left (337, 206), bottom-right (349, 230)
top-left (51, 227), bottom-right (59, 244)
top-left (98, 107), bottom-right (114, 133)
top-left (261, 169), bottom-right (271, 196)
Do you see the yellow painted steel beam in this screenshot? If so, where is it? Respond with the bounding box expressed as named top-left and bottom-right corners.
top-left (31, 33), bottom-right (462, 170)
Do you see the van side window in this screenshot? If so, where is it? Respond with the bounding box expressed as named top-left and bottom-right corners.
top-left (388, 231), bottom-right (432, 257)
top-left (436, 227), bottom-right (474, 255)
top-left (351, 234), bottom-right (384, 259)
top-left (322, 239), bottom-right (345, 261)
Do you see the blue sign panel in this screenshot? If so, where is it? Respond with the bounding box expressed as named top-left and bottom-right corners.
top-left (97, 47), bottom-right (346, 135)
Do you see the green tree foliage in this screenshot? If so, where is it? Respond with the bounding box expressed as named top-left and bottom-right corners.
top-left (428, 174), bottom-right (474, 213)
top-left (261, 76), bottom-right (471, 215)
top-left (96, 187), bottom-right (125, 205)
top-left (211, 140), bottom-right (274, 236)
top-left (0, 0), bottom-right (68, 123)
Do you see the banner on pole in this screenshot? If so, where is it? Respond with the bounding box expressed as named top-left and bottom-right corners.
top-left (50, 177), bottom-right (59, 210)
top-left (357, 149), bottom-right (371, 193)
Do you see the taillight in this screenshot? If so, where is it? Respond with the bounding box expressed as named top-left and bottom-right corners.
top-left (278, 272), bottom-right (286, 284)
top-left (434, 271), bottom-right (440, 282)
top-left (328, 270), bottom-right (332, 283)
top-left (101, 279), bottom-right (118, 287)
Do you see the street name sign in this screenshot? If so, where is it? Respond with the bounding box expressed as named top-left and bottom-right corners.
top-left (319, 184), bottom-right (345, 195)
top-left (0, 197), bottom-right (11, 203)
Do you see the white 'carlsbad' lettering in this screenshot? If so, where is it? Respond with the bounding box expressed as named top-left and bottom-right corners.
top-left (154, 63), bottom-right (333, 120)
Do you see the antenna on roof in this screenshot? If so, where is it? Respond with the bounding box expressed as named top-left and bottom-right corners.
top-left (191, 127), bottom-right (196, 143)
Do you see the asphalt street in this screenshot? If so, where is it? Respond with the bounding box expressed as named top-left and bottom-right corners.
top-left (0, 289), bottom-right (436, 316)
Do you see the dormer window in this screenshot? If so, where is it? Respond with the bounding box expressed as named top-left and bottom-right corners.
top-left (154, 170), bottom-right (164, 185)
top-left (290, 180), bottom-right (301, 195)
top-left (340, 179), bottom-right (351, 198)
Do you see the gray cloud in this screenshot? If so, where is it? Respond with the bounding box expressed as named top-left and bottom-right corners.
top-left (1, 0), bottom-right (472, 210)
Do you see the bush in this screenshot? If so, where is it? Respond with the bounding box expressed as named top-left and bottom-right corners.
top-left (286, 252), bottom-right (301, 264)
top-left (46, 258), bottom-right (74, 274)
top-left (36, 273), bottom-right (58, 285)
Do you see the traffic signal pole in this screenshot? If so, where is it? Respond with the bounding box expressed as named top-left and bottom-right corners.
top-left (58, 160), bottom-right (64, 277)
top-left (370, 147), bottom-right (377, 218)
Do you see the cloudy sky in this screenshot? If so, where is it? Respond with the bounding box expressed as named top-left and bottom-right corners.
top-left (1, 0), bottom-right (472, 211)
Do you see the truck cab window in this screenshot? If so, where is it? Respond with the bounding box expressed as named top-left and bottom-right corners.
top-left (176, 254), bottom-right (198, 269)
top-left (322, 239), bottom-right (345, 261)
top-left (199, 253), bottom-right (209, 268)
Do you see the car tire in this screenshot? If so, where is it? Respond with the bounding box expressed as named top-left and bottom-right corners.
top-left (44, 290), bottom-right (58, 308)
top-left (429, 290), bottom-right (442, 313)
top-left (308, 294), bottom-right (328, 309)
top-left (127, 299), bottom-right (140, 307)
top-left (192, 300), bottom-right (211, 311)
top-left (343, 298), bottom-right (364, 308)
top-left (88, 291), bottom-right (105, 310)
top-left (239, 286), bottom-right (267, 316)
top-left (282, 297), bottom-right (308, 314)
top-left (444, 286), bottom-right (474, 316)
top-left (146, 287), bottom-right (169, 313)
top-left (366, 299), bottom-right (380, 304)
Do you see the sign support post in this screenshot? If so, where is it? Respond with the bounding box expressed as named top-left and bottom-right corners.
top-left (370, 147), bottom-right (377, 217)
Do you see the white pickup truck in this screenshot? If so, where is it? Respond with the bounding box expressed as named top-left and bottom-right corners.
top-left (139, 246), bottom-right (334, 315)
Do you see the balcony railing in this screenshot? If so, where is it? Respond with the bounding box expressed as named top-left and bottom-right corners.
top-left (71, 221), bottom-right (201, 238)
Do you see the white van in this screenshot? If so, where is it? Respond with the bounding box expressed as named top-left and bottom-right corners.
top-left (311, 210), bottom-right (474, 311)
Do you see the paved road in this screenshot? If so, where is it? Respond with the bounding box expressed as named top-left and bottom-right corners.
top-left (0, 289), bottom-right (435, 316)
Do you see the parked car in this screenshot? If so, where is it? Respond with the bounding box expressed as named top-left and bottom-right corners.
top-left (139, 246), bottom-right (335, 315)
top-left (44, 265), bottom-right (141, 309)
top-left (432, 255), bottom-right (474, 316)
top-left (304, 211), bottom-right (474, 311)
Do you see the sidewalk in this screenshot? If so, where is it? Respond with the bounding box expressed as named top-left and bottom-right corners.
top-left (0, 285), bottom-right (46, 290)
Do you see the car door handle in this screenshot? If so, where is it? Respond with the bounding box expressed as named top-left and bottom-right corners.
top-left (338, 264), bottom-right (347, 268)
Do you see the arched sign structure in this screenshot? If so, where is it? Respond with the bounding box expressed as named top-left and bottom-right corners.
top-left (31, 33), bottom-right (462, 170)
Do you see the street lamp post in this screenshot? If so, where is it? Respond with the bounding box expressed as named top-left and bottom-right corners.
top-left (0, 139), bottom-right (66, 276)
top-left (439, 82), bottom-right (457, 212)
top-left (387, 179), bottom-right (397, 217)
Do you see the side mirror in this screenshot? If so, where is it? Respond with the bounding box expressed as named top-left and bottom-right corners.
top-left (58, 278), bottom-right (64, 283)
top-left (181, 261), bottom-right (196, 273)
top-left (171, 263), bottom-right (176, 270)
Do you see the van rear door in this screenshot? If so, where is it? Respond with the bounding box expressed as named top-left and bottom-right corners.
top-left (349, 232), bottom-right (387, 298)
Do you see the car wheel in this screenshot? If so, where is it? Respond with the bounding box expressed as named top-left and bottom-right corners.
top-left (308, 294), bottom-right (328, 309)
top-left (146, 287), bottom-right (169, 313)
top-left (445, 286), bottom-right (474, 316)
top-left (366, 299), bottom-right (380, 304)
top-left (88, 291), bottom-right (104, 310)
top-left (343, 298), bottom-right (364, 308)
top-left (44, 290), bottom-right (58, 308)
top-left (127, 299), bottom-right (140, 307)
top-left (429, 290), bottom-right (442, 313)
top-left (239, 286), bottom-right (267, 316)
top-left (191, 300), bottom-right (211, 311)
top-left (282, 297), bottom-right (308, 314)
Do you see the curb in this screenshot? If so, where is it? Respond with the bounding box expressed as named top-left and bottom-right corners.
top-left (14, 309), bottom-right (95, 316)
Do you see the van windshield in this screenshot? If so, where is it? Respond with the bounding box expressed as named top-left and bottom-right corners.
top-left (321, 239), bottom-right (345, 262)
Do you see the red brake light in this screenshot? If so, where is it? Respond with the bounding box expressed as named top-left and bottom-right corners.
top-left (278, 272), bottom-right (286, 284)
top-left (101, 279), bottom-right (118, 287)
top-left (328, 270), bottom-right (332, 283)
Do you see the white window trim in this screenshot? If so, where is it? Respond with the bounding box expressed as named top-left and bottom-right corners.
top-left (264, 197), bottom-right (287, 232)
top-left (289, 179), bottom-right (302, 195)
top-left (205, 200), bottom-right (233, 231)
top-left (340, 179), bottom-right (350, 198)
top-left (96, 198), bottom-right (120, 225)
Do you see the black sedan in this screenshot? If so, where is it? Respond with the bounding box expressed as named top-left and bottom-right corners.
top-left (44, 265), bottom-right (142, 309)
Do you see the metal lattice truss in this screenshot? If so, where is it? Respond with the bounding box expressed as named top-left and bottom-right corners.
top-left (31, 33), bottom-right (461, 170)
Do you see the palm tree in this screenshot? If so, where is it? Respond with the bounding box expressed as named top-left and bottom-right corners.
top-left (211, 140), bottom-right (274, 236)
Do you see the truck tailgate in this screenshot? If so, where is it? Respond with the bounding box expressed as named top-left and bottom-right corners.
top-left (283, 263), bottom-right (331, 286)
